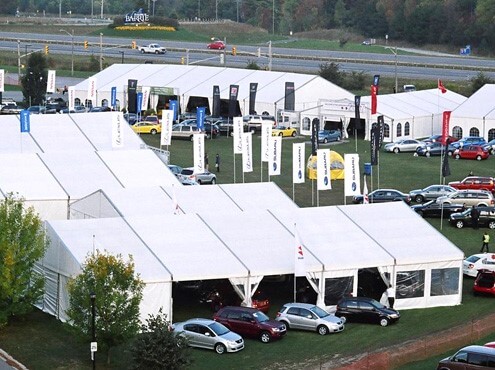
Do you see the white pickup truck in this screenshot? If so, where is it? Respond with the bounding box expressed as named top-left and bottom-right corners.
top-left (138, 43), bottom-right (167, 54)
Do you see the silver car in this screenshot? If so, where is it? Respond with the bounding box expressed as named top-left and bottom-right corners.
top-left (171, 124), bottom-right (202, 141)
top-left (181, 167), bottom-right (217, 185)
top-left (384, 139), bottom-right (425, 153)
top-left (172, 318), bottom-right (244, 354)
top-left (409, 184), bottom-right (457, 203)
top-left (275, 302), bottom-right (345, 335)
top-left (436, 189), bottom-right (495, 207)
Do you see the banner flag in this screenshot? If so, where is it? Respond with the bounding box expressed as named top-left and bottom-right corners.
top-left (249, 83), bottom-right (258, 114)
top-left (0, 69), bottom-right (4, 92)
top-left (269, 136), bottom-right (282, 176)
top-left (233, 117), bottom-right (243, 154)
top-left (371, 85), bottom-right (378, 115)
top-left (373, 74), bottom-right (380, 87)
top-left (293, 143), bottom-right (305, 184)
top-left (317, 149), bottom-right (332, 190)
top-left (370, 122), bottom-right (380, 165)
top-left (193, 133), bottom-right (205, 174)
top-left (68, 86), bottom-right (75, 111)
top-left (20, 110), bottom-right (30, 133)
top-left (377, 115), bottom-right (385, 149)
top-left (284, 82), bottom-right (295, 111)
top-left (441, 111), bottom-right (451, 144)
top-left (46, 70), bottom-right (56, 93)
top-left (363, 176), bottom-right (369, 204)
top-left (354, 95), bottom-right (362, 129)
top-left (311, 118), bottom-right (320, 155)
top-left (111, 87), bottom-right (117, 109)
top-left (161, 110), bottom-right (173, 146)
top-left (111, 112), bottom-right (124, 148)
top-left (228, 85), bottom-right (239, 118)
top-left (241, 132), bottom-right (253, 172)
top-left (438, 80), bottom-right (447, 94)
top-left (294, 226), bottom-right (306, 277)
top-left (136, 92), bottom-right (143, 113)
top-left (141, 86), bottom-right (150, 111)
top-left (442, 139), bottom-right (451, 178)
top-left (127, 79), bottom-right (138, 114)
top-left (87, 77), bottom-right (97, 101)
top-left (261, 122), bottom-right (272, 162)
top-left (344, 154), bottom-right (361, 196)
top-left (169, 100), bottom-right (178, 121)
top-left (196, 107), bottom-right (206, 130)
top-left (212, 85), bottom-right (221, 117)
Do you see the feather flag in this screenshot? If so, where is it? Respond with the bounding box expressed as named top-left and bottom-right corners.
top-left (438, 80), bottom-right (447, 94)
top-left (294, 225), bottom-right (306, 277)
top-left (363, 176), bottom-right (369, 204)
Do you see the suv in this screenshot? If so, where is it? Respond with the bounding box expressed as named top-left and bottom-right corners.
top-left (243, 115), bottom-right (276, 132)
top-left (437, 345), bottom-right (495, 369)
top-left (213, 306), bottom-right (287, 343)
top-left (436, 190), bottom-right (495, 208)
top-left (171, 124), bottom-right (202, 140)
top-left (335, 296), bottom-right (400, 327)
top-left (449, 206), bottom-right (495, 229)
top-left (449, 177), bottom-right (495, 194)
top-left (275, 303), bottom-right (345, 335)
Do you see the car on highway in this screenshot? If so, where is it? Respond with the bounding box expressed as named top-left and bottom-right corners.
top-left (463, 254), bottom-right (495, 277)
top-left (317, 129), bottom-right (341, 143)
top-left (453, 145), bottom-right (490, 160)
top-left (131, 121), bottom-right (161, 135)
top-left (207, 39), bottom-right (226, 50)
top-left (335, 297), bottom-right (400, 327)
top-left (138, 43), bottom-right (167, 54)
top-left (272, 126), bottom-right (297, 137)
top-left (180, 167), bottom-right (217, 185)
top-left (448, 176), bottom-right (495, 193)
top-left (449, 206), bottom-right (495, 229)
top-left (473, 270), bottom-right (495, 296)
top-left (384, 139), bottom-right (424, 153)
top-left (436, 190), bottom-right (495, 208)
top-left (409, 184), bottom-right (457, 203)
top-left (275, 303), bottom-right (345, 335)
top-left (411, 200), bottom-right (464, 218)
top-left (171, 318), bottom-right (244, 354)
top-left (352, 189), bottom-right (411, 204)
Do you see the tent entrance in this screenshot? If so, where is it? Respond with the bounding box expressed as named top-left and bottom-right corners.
top-left (357, 268), bottom-right (388, 301)
top-left (322, 120), bottom-right (342, 131)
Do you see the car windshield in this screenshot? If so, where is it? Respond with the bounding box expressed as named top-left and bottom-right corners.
top-left (208, 321), bottom-right (230, 336)
top-left (369, 299), bottom-right (386, 309)
top-left (423, 200), bottom-right (435, 206)
top-left (252, 311), bottom-right (270, 322)
top-left (310, 306), bottom-right (329, 318)
top-left (466, 255), bottom-right (481, 263)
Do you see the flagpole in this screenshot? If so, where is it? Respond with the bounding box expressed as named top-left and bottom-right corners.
top-left (234, 153), bottom-right (236, 183)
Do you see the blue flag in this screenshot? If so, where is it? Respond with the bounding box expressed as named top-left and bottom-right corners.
top-left (20, 110), bottom-right (30, 133)
top-left (196, 107), bottom-right (206, 130)
top-left (111, 87), bottom-right (117, 109)
top-left (169, 100), bottom-right (178, 121)
top-left (136, 92), bottom-right (143, 113)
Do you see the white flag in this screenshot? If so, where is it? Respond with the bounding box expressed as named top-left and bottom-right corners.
top-left (261, 122), bottom-right (272, 162)
top-left (233, 116), bottom-right (243, 154)
top-left (160, 110), bottom-right (173, 146)
top-left (0, 69), bottom-right (5, 92)
top-left (241, 132), bottom-right (253, 172)
top-left (294, 226), bottom-right (306, 277)
top-left (111, 112), bottom-right (124, 148)
top-left (363, 176), bottom-right (369, 204)
top-left (46, 70), bottom-right (56, 93)
top-left (344, 154), bottom-right (361, 196)
top-left (68, 86), bottom-right (75, 111)
top-left (293, 143), bottom-right (305, 184)
top-left (141, 86), bottom-right (150, 111)
top-left (317, 149), bottom-right (332, 190)
top-left (193, 133), bottom-right (205, 174)
top-left (269, 136), bottom-right (282, 176)
top-left (87, 77), bottom-right (97, 101)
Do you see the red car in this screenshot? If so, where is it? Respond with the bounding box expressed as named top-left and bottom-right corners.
top-left (473, 270), bottom-right (495, 296)
top-left (207, 40), bottom-right (225, 50)
top-left (448, 176), bottom-right (495, 193)
top-left (453, 145), bottom-right (490, 160)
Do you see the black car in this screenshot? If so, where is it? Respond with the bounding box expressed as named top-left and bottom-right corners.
top-left (335, 296), bottom-right (400, 327)
top-left (415, 142), bottom-right (446, 157)
top-left (352, 189), bottom-right (411, 204)
top-left (449, 206), bottom-right (495, 229)
top-left (124, 113), bottom-right (138, 125)
top-left (411, 200), bottom-right (465, 218)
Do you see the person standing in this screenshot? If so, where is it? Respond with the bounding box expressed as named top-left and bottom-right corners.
top-left (215, 153), bottom-right (220, 172)
top-left (481, 232), bottom-right (490, 253)
top-left (204, 153), bottom-right (209, 171)
top-left (386, 284), bottom-right (395, 309)
top-left (471, 205), bottom-right (480, 229)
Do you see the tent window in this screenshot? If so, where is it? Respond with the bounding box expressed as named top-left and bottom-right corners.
top-left (115, 99), bottom-right (121, 111)
top-left (430, 268), bottom-right (459, 296)
top-left (469, 127), bottom-right (480, 137)
top-left (75, 98), bottom-right (81, 107)
top-left (383, 124), bottom-right (390, 138)
top-left (324, 276), bottom-right (353, 306)
top-left (396, 271), bottom-right (424, 299)
top-left (302, 117), bottom-right (311, 131)
top-left (452, 126), bottom-right (462, 139)
top-left (404, 122), bottom-right (410, 136)
top-left (489, 129), bottom-right (495, 141)
top-left (396, 122), bottom-right (402, 137)
top-left (85, 99), bottom-right (93, 109)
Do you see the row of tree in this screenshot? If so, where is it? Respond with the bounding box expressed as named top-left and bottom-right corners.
top-left (5, 1), bottom-right (495, 51)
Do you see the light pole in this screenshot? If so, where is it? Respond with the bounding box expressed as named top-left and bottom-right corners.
top-left (152, 0), bottom-right (157, 16)
top-left (272, 0), bottom-right (275, 34)
top-left (119, 51), bottom-right (124, 64)
top-left (60, 29), bottom-right (74, 76)
top-left (17, 40), bottom-right (21, 81)
top-left (90, 292), bottom-right (96, 370)
top-left (24, 44), bottom-right (31, 56)
top-left (99, 33), bottom-right (103, 71)
top-left (386, 46), bottom-right (398, 93)
top-left (100, 0), bottom-right (104, 19)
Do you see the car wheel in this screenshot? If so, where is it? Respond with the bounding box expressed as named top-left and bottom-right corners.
top-left (278, 132), bottom-right (283, 137)
top-left (214, 343), bottom-right (226, 354)
top-left (414, 195), bottom-right (424, 203)
top-left (291, 131), bottom-right (296, 137)
top-left (337, 136), bottom-right (341, 141)
top-left (140, 49), bottom-right (145, 54)
top-left (476, 155), bottom-right (482, 161)
top-left (229, 131), bottom-right (234, 137)
top-left (393, 147), bottom-right (399, 154)
top-left (211, 178), bottom-right (217, 185)
top-left (425, 151), bottom-right (431, 157)
top-left (488, 221), bottom-right (495, 229)
top-left (281, 321), bottom-right (290, 329)
top-left (155, 50), bottom-right (159, 54)
top-left (260, 331), bottom-right (271, 343)
top-left (379, 318), bottom-right (389, 327)
top-left (455, 220), bottom-right (464, 229)
top-left (455, 154), bottom-right (460, 159)
top-left (323, 138), bottom-right (328, 144)
top-left (150, 129), bottom-right (157, 135)
top-left (317, 325), bottom-right (329, 336)
top-left (189, 136), bottom-right (194, 141)
top-left (206, 133), bottom-right (211, 139)
top-left (197, 179), bottom-right (202, 185)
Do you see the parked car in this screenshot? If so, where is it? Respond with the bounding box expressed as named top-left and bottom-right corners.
top-left (0, 104), bottom-right (23, 114)
top-left (317, 129), bottom-right (342, 143)
top-left (437, 345), bottom-right (495, 369)
top-left (409, 185), bottom-right (457, 203)
top-left (437, 190), bottom-right (495, 208)
top-left (131, 121), bottom-right (161, 135)
top-left (123, 112), bottom-right (138, 125)
top-left (178, 112), bottom-right (197, 122)
top-left (453, 145), bottom-right (490, 160)
top-left (485, 139), bottom-right (495, 155)
top-left (89, 106), bottom-right (112, 113)
top-left (384, 139), bottom-right (425, 153)
top-left (474, 270), bottom-right (495, 296)
top-left (335, 296), bottom-right (400, 327)
top-left (60, 106), bottom-right (86, 114)
top-left (411, 200), bottom-right (465, 218)
top-left (27, 105), bottom-right (46, 114)
top-left (144, 115), bottom-right (160, 125)
top-left (243, 115), bottom-right (276, 132)
top-left (449, 136), bottom-right (488, 150)
top-left (207, 39), bottom-right (226, 50)
top-left (449, 176), bottom-right (495, 193)
top-left (171, 318), bottom-right (244, 354)
top-left (463, 254), bottom-right (495, 277)
top-left (275, 303), bottom-right (345, 335)
top-left (449, 206), bottom-right (495, 229)
top-left (272, 126), bottom-right (297, 137)
top-left (422, 134), bottom-right (458, 144)
top-left (180, 167), bottom-right (217, 185)
top-left (352, 189), bottom-right (411, 204)
top-left (415, 142), bottom-right (446, 157)
top-left (213, 306), bottom-right (287, 343)
top-left (171, 124), bottom-right (202, 140)
top-left (181, 119), bottom-right (220, 138)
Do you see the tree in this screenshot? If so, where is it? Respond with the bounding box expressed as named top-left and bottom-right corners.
top-left (319, 62), bottom-right (344, 86)
top-left (0, 193), bottom-right (48, 327)
top-left (67, 250), bottom-right (145, 364)
top-left (130, 309), bottom-right (191, 370)
top-left (470, 72), bottom-right (494, 95)
top-left (20, 52), bottom-right (48, 106)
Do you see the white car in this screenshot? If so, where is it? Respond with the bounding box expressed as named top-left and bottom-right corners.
top-left (138, 43), bottom-right (167, 54)
top-left (463, 253), bottom-right (495, 277)
top-left (384, 139), bottom-right (425, 153)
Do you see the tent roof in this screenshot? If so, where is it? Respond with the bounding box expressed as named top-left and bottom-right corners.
top-left (0, 115), bottom-right (42, 153)
top-left (451, 84), bottom-right (495, 118)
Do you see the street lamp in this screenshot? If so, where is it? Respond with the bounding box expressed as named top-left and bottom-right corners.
top-left (90, 292), bottom-right (96, 370)
top-left (387, 46), bottom-right (398, 93)
top-left (25, 43), bottom-right (31, 56)
top-left (119, 51), bottom-right (125, 64)
top-left (99, 33), bottom-right (103, 71)
top-left (60, 29), bottom-right (74, 76)
top-left (152, 0), bottom-right (157, 16)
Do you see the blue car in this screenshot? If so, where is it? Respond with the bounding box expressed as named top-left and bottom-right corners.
top-left (318, 129), bottom-right (342, 144)
top-left (449, 136), bottom-right (487, 150)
